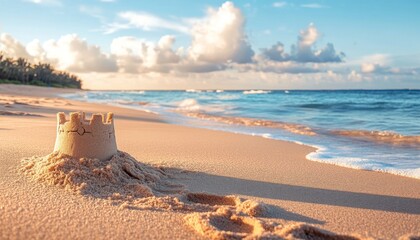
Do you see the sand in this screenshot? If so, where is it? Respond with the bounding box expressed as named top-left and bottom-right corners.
top-left (1, 84), bottom-right (420, 239)
top-left (19, 150), bottom-right (364, 239)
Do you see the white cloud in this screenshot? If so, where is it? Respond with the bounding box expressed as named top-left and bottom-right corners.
top-left (260, 42), bottom-right (289, 61)
top-left (157, 35), bottom-right (181, 64)
top-left (79, 5), bottom-right (105, 21)
top-left (292, 23), bottom-right (343, 62)
top-left (261, 23), bottom-right (344, 63)
top-left (110, 36), bottom-right (144, 73)
top-left (348, 70), bottom-right (362, 82)
top-left (298, 23), bottom-right (318, 46)
top-left (104, 11), bottom-right (189, 34)
top-left (188, 1), bottom-right (254, 64)
top-left (361, 63), bottom-right (377, 73)
top-left (361, 63), bottom-right (417, 75)
top-left (0, 33), bottom-right (32, 59)
top-left (176, 62), bottom-right (226, 73)
top-left (301, 3), bottom-right (329, 9)
top-left (111, 35), bottom-right (180, 73)
top-left (106, 1), bottom-right (255, 72)
top-left (235, 60), bottom-right (321, 74)
top-left (102, 23), bottom-right (131, 34)
top-left (273, 2), bottom-right (287, 8)
top-left (110, 34), bottom-right (228, 74)
top-left (41, 34), bottom-right (117, 72)
top-left (24, 0), bottom-right (61, 6)
top-left (1, 33), bottom-right (117, 73)
top-left (26, 39), bottom-right (47, 62)
top-left (360, 54), bottom-right (418, 75)
top-left (361, 54), bottom-right (390, 66)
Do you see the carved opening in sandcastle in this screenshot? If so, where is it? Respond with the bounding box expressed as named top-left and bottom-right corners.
top-left (54, 112), bottom-right (117, 161)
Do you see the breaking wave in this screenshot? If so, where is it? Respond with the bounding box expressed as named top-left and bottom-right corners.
top-left (243, 90), bottom-right (271, 95)
top-left (185, 89), bottom-right (202, 93)
top-left (177, 98), bottom-right (201, 112)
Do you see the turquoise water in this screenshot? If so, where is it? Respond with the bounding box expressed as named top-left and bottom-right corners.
top-left (63, 89), bottom-right (420, 179)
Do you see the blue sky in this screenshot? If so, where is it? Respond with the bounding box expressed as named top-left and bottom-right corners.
top-left (0, 0), bottom-right (419, 89)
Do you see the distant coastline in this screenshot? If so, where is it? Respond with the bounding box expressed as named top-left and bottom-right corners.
top-left (0, 53), bottom-right (81, 89)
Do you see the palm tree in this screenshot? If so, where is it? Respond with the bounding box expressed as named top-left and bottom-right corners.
top-left (15, 58), bottom-right (30, 84)
top-left (0, 53), bottom-right (82, 89)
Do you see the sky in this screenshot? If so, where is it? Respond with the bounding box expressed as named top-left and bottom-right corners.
top-left (0, 0), bottom-right (419, 90)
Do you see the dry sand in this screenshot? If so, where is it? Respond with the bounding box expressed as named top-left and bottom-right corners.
top-left (0, 84), bottom-right (419, 239)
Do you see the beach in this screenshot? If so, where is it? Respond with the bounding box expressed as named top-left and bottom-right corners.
top-left (1, 84), bottom-right (419, 239)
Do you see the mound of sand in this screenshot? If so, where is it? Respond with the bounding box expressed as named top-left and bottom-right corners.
top-left (21, 151), bottom-right (184, 199)
top-left (21, 151), bottom-right (374, 239)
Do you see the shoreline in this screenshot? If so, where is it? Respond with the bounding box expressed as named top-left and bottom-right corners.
top-left (61, 90), bottom-right (420, 180)
top-left (1, 84), bottom-right (419, 239)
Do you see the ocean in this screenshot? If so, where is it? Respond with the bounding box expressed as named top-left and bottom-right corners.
top-left (63, 89), bottom-right (420, 179)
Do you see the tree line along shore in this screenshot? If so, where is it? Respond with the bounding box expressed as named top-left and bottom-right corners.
top-left (0, 53), bottom-right (82, 89)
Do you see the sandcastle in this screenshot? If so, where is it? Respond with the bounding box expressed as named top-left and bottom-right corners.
top-left (54, 112), bottom-right (117, 160)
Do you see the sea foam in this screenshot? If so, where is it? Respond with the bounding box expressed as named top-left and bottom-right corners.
top-left (177, 98), bottom-right (201, 111)
top-left (243, 90), bottom-right (271, 94)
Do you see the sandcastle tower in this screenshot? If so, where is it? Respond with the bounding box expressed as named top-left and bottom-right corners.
top-left (54, 112), bottom-right (117, 160)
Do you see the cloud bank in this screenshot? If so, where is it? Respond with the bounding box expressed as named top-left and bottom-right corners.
top-left (261, 23), bottom-right (344, 63)
top-left (1, 1), bottom-right (418, 89)
top-left (1, 33), bottom-right (117, 72)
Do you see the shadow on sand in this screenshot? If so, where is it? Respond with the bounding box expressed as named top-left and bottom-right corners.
top-left (180, 172), bottom-right (420, 216)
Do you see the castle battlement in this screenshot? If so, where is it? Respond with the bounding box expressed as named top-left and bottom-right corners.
top-left (54, 112), bottom-right (118, 160)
